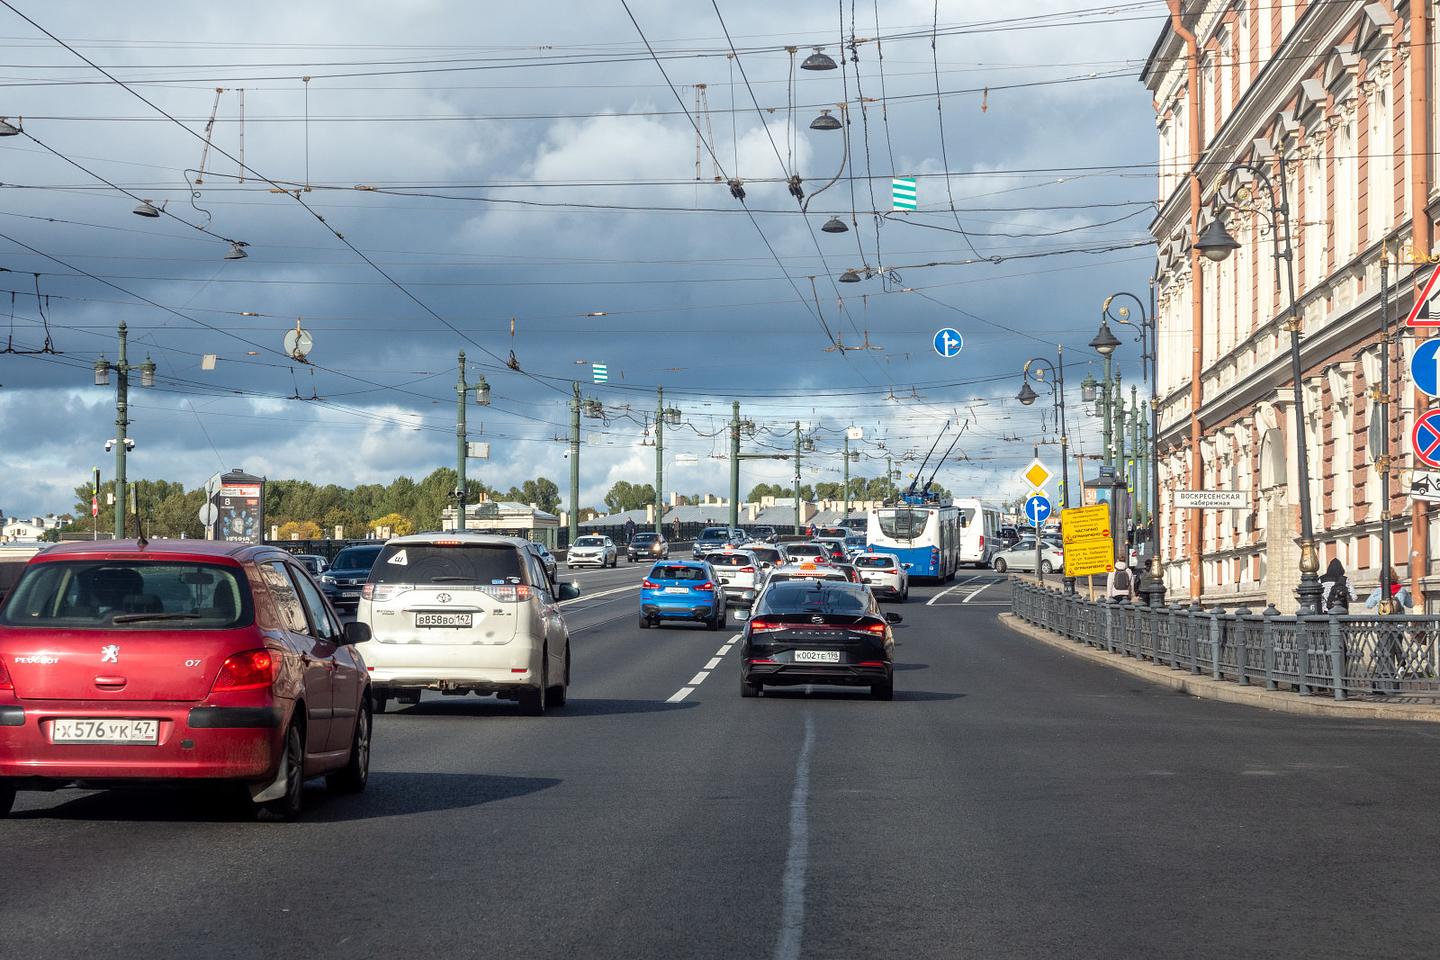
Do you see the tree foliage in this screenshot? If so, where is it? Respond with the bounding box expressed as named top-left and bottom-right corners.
top-left (603, 481), bottom-right (657, 513)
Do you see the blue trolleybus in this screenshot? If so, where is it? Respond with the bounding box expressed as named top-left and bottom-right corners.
top-left (866, 498), bottom-right (961, 581)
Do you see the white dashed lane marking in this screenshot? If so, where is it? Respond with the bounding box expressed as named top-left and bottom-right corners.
top-left (665, 633), bottom-right (741, 702)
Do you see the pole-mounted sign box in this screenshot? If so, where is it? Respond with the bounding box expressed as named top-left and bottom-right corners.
top-left (1173, 490), bottom-right (1246, 509)
top-left (204, 468), bottom-right (265, 543)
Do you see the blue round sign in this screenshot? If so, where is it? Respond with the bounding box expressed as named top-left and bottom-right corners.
top-left (1411, 340), bottom-right (1440, 398)
top-left (932, 327), bottom-right (964, 359)
top-left (1024, 494), bottom-right (1052, 527)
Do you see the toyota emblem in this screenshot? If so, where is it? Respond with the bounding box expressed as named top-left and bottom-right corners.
top-left (435, 593), bottom-right (452, 603)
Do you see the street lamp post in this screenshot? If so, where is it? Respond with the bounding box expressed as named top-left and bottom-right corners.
top-left (93, 321), bottom-right (155, 540)
top-left (1194, 159), bottom-right (1324, 614)
top-left (1094, 292), bottom-right (1166, 607)
top-left (1017, 346), bottom-right (1073, 593)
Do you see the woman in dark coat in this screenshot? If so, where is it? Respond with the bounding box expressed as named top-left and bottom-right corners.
top-left (1320, 558), bottom-right (1352, 613)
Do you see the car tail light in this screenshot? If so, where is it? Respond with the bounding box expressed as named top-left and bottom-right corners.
top-left (854, 621), bottom-right (887, 635)
top-left (749, 658), bottom-right (778, 664)
top-left (857, 660), bottom-right (887, 667)
top-left (432, 540), bottom-right (461, 546)
top-left (482, 584), bottom-right (532, 602)
top-left (696, 581), bottom-right (716, 592)
top-left (748, 619), bottom-right (784, 634)
top-left (979, 534), bottom-right (985, 549)
top-left (642, 579), bottom-right (659, 589)
top-left (739, 566), bottom-right (756, 574)
top-left (363, 582), bottom-right (412, 601)
top-left (211, 649), bottom-right (277, 693)
top-left (0, 658), bottom-right (12, 691)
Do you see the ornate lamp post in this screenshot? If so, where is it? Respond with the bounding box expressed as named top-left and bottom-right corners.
top-left (1194, 159), bottom-right (1323, 614)
top-left (1017, 347), bottom-right (1073, 593)
top-left (1095, 292), bottom-right (1166, 607)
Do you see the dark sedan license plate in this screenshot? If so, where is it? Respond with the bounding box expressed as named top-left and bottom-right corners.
top-left (416, 612), bottom-right (474, 628)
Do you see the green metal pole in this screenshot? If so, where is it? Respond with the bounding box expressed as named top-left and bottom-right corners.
top-left (1130, 385), bottom-right (1141, 527)
top-left (793, 422), bottom-right (802, 535)
top-left (569, 382), bottom-right (580, 544)
top-left (730, 401), bottom-right (740, 531)
top-left (114, 321), bottom-right (128, 540)
top-left (456, 351), bottom-right (467, 532)
top-left (886, 454), bottom-right (893, 500)
top-left (843, 435), bottom-right (851, 521)
top-left (655, 387), bottom-right (664, 537)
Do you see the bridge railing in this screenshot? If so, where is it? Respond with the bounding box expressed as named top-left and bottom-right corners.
top-left (1011, 580), bottom-right (1440, 701)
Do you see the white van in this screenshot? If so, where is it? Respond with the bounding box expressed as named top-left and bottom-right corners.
top-left (355, 533), bottom-right (579, 715)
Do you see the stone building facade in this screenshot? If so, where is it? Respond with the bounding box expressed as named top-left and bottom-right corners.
top-left (1143, 0), bottom-right (1437, 610)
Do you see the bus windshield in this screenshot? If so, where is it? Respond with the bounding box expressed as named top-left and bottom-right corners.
top-left (876, 508), bottom-right (930, 540)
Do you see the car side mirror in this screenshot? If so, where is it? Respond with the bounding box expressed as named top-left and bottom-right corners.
top-left (558, 582), bottom-right (581, 601)
top-left (902, 563), bottom-right (913, 570)
top-left (342, 621), bottom-right (371, 645)
top-left (884, 612), bottom-right (903, 625)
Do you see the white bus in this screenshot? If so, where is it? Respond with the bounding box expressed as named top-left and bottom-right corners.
top-left (866, 500), bottom-right (960, 581)
top-left (953, 497), bottom-right (1002, 568)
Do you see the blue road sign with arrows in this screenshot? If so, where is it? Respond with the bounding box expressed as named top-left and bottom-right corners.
top-left (933, 328), bottom-right (964, 358)
top-left (1024, 494), bottom-right (1052, 528)
top-left (1410, 340), bottom-right (1440, 398)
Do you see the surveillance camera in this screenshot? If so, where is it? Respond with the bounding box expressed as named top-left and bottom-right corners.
top-left (104, 439), bottom-right (114, 452)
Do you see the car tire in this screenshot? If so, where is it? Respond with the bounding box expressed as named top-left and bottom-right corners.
top-left (0, 779), bottom-right (15, 818)
top-left (899, 587), bottom-right (909, 602)
top-left (639, 613), bottom-right (651, 629)
top-left (255, 722), bottom-right (305, 822)
top-left (518, 656), bottom-right (547, 716)
top-left (1040, 560), bottom-right (1054, 575)
top-left (740, 673), bottom-right (760, 698)
top-left (709, 608), bottom-right (722, 631)
top-left (326, 702), bottom-right (371, 794)
top-left (993, 558), bottom-right (1007, 574)
top-left (870, 679), bottom-right (894, 701)
top-left (545, 646), bottom-right (569, 709)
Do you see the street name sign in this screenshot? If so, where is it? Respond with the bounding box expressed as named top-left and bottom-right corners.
top-left (1024, 494), bottom-right (1052, 528)
top-left (1060, 503), bottom-right (1113, 577)
top-left (1174, 490), bottom-right (1247, 509)
top-left (1413, 409), bottom-right (1440, 469)
top-left (1410, 471), bottom-right (1440, 503)
top-left (932, 328), bottom-right (963, 358)
top-left (1410, 340), bottom-right (1440, 398)
top-left (1020, 459), bottom-right (1053, 491)
top-left (1406, 262), bottom-right (1440, 327)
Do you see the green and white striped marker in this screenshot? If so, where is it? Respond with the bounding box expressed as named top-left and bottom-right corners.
top-left (891, 176), bottom-right (917, 211)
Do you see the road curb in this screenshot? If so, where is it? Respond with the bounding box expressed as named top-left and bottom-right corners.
top-left (997, 612), bottom-right (1440, 723)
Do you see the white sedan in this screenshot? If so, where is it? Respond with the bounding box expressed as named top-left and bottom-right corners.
top-left (852, 552), bottom-right (910, 602)
top-left (991, 537), bottom-right (1065, 575)
top-left (567, 535), bottom-right (618, 568)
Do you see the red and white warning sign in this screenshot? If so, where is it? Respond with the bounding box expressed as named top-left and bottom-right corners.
top-left (1406, 263), bottom-right (1440, 327)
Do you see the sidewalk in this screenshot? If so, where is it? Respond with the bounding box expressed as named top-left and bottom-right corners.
top-left (999, 612), bottom-right (1440, 723)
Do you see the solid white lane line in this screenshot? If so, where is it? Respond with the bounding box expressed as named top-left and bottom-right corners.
top-left (963, 581), bottom-right (996, 603)
top-left (667, 687), bottom-right (694, 703)
top-left (773, 713), bottom-right (815, 960)
top-left (688, 671), bottom-right (710, 686)
top-left (559, 583), bottom-right (639, 607)
top-left (704, 657), bottom-right (723, 670)
top-left (924, 574), bottom-right (981, 606)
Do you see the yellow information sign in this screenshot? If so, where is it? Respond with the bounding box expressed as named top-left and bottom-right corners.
top-left (1060, 503), bottom-right (1114, 577)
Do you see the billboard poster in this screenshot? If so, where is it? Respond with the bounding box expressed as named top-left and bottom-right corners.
top-left (206, 469), bottom-right (265, 543)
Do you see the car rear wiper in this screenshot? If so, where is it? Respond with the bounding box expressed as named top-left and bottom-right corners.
top-left (427, 576), bottom-right (489, 582)
top-left (112, 612), bottom-right (203, 623)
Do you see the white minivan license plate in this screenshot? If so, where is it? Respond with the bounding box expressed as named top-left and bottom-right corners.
top-left (52, 718), bottom-right (159, 745)
top-left (416, 612), bottom-right (474, 628)
top-left (793, 650), bottom-right (840, 663)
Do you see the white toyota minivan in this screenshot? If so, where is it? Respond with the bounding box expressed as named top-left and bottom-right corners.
top-left (355, 533), bottom-right (580, 715)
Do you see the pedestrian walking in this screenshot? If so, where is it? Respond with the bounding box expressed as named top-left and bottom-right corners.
top-left (1364, 566), bottom-right (1414, 613)
top-left (1320, 558), bottom-right (1353, 613)
top-left (1105, 560), bottom-right (1135, 603)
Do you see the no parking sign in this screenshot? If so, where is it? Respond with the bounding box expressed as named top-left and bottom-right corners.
top-left (1412, 409), bottom-right (1440, 469)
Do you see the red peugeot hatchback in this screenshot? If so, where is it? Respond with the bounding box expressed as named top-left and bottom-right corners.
top-left (0, 539), bottom-right (373, 820)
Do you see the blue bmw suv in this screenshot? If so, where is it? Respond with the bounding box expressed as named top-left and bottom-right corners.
top-left (640, 560), bottom-right (728, 630)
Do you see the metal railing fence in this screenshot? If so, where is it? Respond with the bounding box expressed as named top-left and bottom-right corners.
top-left (1012, 581), bottom-right (1440, 701)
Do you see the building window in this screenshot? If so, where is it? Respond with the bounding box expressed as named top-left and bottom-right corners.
top-left (1367, 78), bottom-right (1392, 242)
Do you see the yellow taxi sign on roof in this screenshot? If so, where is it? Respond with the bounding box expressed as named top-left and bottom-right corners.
top-left (1021, 459), bottom-right (1052, 491)
top-left (799, 562), bottom-right (818, 570)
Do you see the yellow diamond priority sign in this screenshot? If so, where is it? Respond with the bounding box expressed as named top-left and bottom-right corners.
top-left (1021, 458), bottom-right (1052, 491)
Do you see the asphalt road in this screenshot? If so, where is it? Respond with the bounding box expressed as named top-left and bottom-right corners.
top-left (10, 568), bottom-right (1440, 959)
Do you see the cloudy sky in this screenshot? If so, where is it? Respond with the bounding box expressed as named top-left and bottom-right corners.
top-left (0, 0), bottom-right (1164, 517)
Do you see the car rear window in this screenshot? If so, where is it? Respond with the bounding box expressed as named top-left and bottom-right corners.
top-left (371, 543), bottom-right (526, 585)
top-left (651, 564), bottom-right (708, 581)
top-left (705, 554), bottom-right (752, 567)
top-left (332, 546), bottom-right (382, 570)
top-left (0, 560), bottom-right (253, 630)
top-left (757, 582), bottom-right (870, 614)
top-left (855, 556), bottom-right (896, 569)
top-left (787, 544), bottom-right (825, 556)
top-left (748, 548), bottom-right (783, 564)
